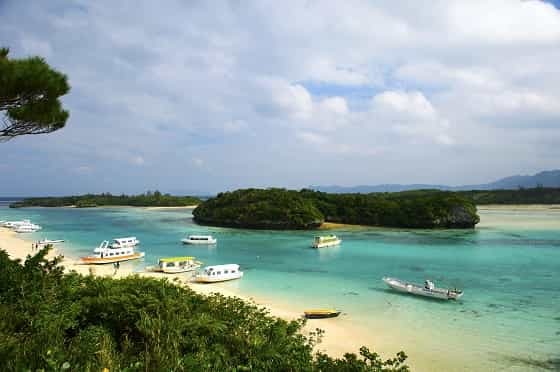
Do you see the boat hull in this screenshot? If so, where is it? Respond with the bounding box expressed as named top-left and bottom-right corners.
top-left (80, 252), bottom-right (145, 265)
top-left (304, 311), bottom-right (341, 319)
top-left (311, 239), bottom-right (341, 248)
top-left (383, 277), bottom-right (463, 300)
top-left (182, 239), bottom-right (217, 245)
top-left (146, 265), bottom-right (201, 274)
top-left (194, 272), bottom-right (243, 283)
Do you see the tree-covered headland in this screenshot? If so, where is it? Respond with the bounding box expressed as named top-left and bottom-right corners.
top-left (10, 191), bottom-right (201, 208)
top-left (0, 247), bottom-right (409, 371)
top-left (193, 188), bottom-right (480, 229)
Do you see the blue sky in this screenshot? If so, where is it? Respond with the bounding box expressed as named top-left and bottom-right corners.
top-left (1, 0), bottom-right (560, 196)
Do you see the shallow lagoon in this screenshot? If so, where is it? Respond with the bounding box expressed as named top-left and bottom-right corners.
top-left (1, 205), bottom-right (559, 371)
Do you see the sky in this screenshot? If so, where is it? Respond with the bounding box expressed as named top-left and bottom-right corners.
top-left (1, 0), bottom-right (560, 196)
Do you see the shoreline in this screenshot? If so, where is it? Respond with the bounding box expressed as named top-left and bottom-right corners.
top-left (0, 227), bottom-right (387, 363)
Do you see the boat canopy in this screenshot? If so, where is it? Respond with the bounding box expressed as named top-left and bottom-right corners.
top-left (159, 256), bottom-right (196, 263)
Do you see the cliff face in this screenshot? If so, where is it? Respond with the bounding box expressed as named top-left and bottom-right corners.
top-left (434, 205), bottom-right (480, 228)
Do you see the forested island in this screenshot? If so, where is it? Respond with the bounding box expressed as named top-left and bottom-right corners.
top-left (193, 188), bottom-right (480, 229)
top-left (0, 248), bottom-right (409, 371)
top-left (457, 187), bottom-right (560, 204)
top-left (9, 192), bottom-right (201, 208)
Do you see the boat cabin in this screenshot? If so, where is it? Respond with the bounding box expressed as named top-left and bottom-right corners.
top-left (110, 237), bottom-right (139, 248)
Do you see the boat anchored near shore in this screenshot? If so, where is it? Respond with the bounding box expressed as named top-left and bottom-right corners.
top-left (383, 277), bottom-right (463, 300)
top-left (37, 239), bottom-right (65, 246)
top-left (81, 239), bottom-right (145, 264)
top-left (311, 235), bottom-right (341, 248)
top-left (182, 235), bottom-right (217, 245)
top-left (146, 256), bottom-right (202, 274)
top-left (194, 264), bottom-right (243, 283)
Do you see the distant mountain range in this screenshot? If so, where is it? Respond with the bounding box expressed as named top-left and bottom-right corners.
top-left (311, 170), bottom-right (560, 193)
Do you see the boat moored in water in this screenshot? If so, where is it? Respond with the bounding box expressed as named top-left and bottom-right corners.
top-left (182, 235), bottom-right (217, 245)
top-left (304, 309), bottom-right (341, 319)
top-left (311, 235), bottom-right (341, 248)
top-left (146, 256), bottom-right (203, 274)
top-left (194, 264), bottom-right (243, 283)
top-left (383, 277), bottom-right (463, 300)
top-left (80, 240), bottom-right (145, 264)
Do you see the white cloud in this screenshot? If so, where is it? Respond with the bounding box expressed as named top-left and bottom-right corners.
top-left (1, 0), bottom-right (560, 194)
top-left (372, 90), bottom-right (436, 120)
top-left (319, 96), bottom-right (349, 116)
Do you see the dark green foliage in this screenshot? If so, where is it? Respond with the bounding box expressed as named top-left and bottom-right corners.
top-left (0, 247), bottom-right (409, 371)
top-left (193, 188), bottom-right (325, 229)
top-left (457, 187), bottom-right (560, 204)
top-left (10, 191), bottom-right (201, 208)
top-left (0, 47), bottom-right (70, 139)
top-left (194, 188), bottom-right (479, 229)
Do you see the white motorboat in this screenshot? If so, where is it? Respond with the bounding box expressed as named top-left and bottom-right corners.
top-left (194, 264), bottom-right (243, 283)
top-left (181, 235), bottom-right (217, 245)
top-left (383, 277), bottom-right (463, 300)
top-left (80, 240), bottom-right (145, 264)
top-left (146, 256), bottom-right (203, 274)
top-left (109, 237), bottom-right (140, 248)
top-left (13, 221), bottom-right (42, 233)
top-left (38, 239), bottom-right (65, 245)
top-left (311, 235), bottom-right (341, 248)
top-left (3, 219), bottom-right (32, 228)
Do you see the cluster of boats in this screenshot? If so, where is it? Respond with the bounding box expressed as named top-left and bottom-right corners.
top-left (1, 219), bottom-right (42, 233)
top-left (78, 233), bottom-right (243, 283)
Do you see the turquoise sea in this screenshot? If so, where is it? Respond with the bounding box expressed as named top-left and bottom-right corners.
top-left (1, 205), bottom-right (559, 371)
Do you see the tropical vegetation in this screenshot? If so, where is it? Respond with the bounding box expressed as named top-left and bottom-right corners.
top-left (193, 188), bottom-right (479, 229)
top-left (0, 247), bottom-right (409, 371)
top-left (10, 191), bottom-right (201, 208)
top-left (0, 47), bottom-right (70, 139)
top-left (457, 187), bottom-right (560, 204)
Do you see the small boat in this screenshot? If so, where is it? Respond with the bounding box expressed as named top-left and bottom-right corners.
top-left (80, 240), bottom-right (145, 264)
top-left (110, 237), bottom-right (140, 248)
top-left (311, 235), bottom-right (341, 248)
top-left (13, 221), bottom-right (42, 233)
top-left (304, 309), bottom-right (341, 319)
top-left (383, 277), bottom-right (463, 300)
top-left (194, 264), bottom-right (243, 283)
top-left (146, 256), bottom-right (202, 274)
top-left (2, 220), bottom-right (30, 228)
top-left (38, 239), bottom-right (65, 245)
top-left (182, 235), bottom-right (217, 245)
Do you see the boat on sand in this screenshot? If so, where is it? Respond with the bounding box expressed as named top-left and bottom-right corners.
top-left (383, 277), bottom-right (463, 300)
top-left (304, 309), bottom-right (341, 319)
